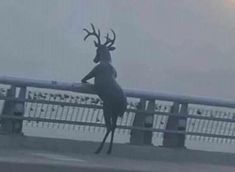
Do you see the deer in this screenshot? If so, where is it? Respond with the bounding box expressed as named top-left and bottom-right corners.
top-left (81, 24), bottom-right (127, 154)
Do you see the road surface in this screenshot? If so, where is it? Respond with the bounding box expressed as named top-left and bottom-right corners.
top-left (0, 149), bottom-right (234, 172)
top-left (0, 135), bottom-right (235, 171)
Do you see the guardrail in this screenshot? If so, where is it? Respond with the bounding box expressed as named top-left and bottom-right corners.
top-left (0, 76), bottom-right (235, 149)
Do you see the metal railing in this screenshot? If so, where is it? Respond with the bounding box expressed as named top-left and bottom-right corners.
top-left (0, 76), bottom-right (235, 149)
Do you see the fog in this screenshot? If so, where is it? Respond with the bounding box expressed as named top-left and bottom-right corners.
top-left (1, 0), bottom-right (235, 99)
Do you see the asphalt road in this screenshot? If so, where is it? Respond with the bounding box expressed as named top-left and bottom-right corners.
top-left (0, 135), bottom-right (235, 172)
top-left (0, 162), bottom-right (135, 172)
top-left (0, 149), bottom-right (234, 172)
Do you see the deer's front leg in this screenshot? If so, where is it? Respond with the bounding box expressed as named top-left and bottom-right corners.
top-left (81, 77), bottom-right (88, 83)
top-left (81, 66), bottom-right (97, 83)
top-left (81, 73), bottom-right (92, 83)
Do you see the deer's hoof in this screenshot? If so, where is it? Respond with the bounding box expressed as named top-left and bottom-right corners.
top-left (106, 150), bottom-right (112, 155)
top-left (94, 150), bottom-right (101, 154)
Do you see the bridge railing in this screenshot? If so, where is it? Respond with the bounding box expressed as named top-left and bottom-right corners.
top-left (0, 76), bottom-right (235, 149)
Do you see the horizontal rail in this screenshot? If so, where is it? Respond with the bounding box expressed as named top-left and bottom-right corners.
top-left (1, 115), bottom-right (234, 140)
top-left (1, 76), bottom-right (235, 108)
top-left (1, 96), bottom-right (235, 123)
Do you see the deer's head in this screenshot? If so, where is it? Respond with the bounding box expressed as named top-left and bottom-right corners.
top-left (83, 24), bottom-right (116, 63)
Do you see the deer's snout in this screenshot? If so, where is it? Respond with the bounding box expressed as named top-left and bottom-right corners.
top-left (93, 56), bottom-right (99, 63)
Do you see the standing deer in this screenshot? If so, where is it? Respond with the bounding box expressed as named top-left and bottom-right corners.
top-left (81, 24), bottom-right (127, 154)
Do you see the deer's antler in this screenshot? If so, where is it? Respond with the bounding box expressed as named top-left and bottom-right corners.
top-left (104, 29), bottom-right (116, 48)
top-left (83, 23), bottom-right (101, 46)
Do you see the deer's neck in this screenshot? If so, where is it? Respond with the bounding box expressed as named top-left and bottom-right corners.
top-left (100, 59), bottom-right (112, 64)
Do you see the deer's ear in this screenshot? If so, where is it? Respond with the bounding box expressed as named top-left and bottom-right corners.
top-left (94, 41), bottom-right (99, 47)
top-left (109, 46), bottom-right (116, 51)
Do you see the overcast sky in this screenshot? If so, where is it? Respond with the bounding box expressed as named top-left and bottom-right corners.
top-left (0, 0), bottom-right (235, 99)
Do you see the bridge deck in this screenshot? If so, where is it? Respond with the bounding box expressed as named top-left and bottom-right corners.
top-left (0, 135), bottom-right (235, 172)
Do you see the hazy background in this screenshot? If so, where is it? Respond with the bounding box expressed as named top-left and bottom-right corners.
top-left (1, 0), bottom-right (235, 99)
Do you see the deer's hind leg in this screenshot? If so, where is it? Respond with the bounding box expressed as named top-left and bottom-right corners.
top-left (107, 114), bottom-right (118, 154)
top-left (94, 107), bottom-right (111, 154)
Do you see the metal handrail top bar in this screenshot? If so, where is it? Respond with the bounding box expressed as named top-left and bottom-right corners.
top-left (0, 75), bottom-right (235, 108)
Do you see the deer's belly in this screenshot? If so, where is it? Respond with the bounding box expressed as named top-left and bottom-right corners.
top-left (95, 83), bottom-right (126, 104)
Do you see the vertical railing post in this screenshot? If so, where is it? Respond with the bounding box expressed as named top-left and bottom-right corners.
top-left (163, 102), bottom-right (188, 148)
top-left (0, 85), bottom-right (16, 134)
top-left (177, 103), bottom-right (188, 147)
top-left (163, 102), bottom-right (180, 147)
top-left (130, 98), bottom-right (146, 145)
top-left (143, 99), bottom-right (155, 145)
top-left (130, 99), bottom-right (155, 145)
top-left (13, 86), bottom-right (26, 135)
